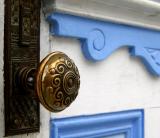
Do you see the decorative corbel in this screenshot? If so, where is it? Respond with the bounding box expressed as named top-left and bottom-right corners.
top-left (46, 12), bottom-right (160, 76)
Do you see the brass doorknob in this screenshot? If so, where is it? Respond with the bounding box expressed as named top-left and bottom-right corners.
top-left (16, 52), bottom-right (80, 112)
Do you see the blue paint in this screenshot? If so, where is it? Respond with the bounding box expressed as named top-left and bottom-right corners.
top-left (105, 134), bottom-right (125, 138)
top-left (47, 12), bottom-right (160, 76)
top-left (50, 110), bottom-right (144, 138)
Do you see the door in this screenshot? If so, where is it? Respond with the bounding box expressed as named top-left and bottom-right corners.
top-left (1, 0), bottom-right (160, 138)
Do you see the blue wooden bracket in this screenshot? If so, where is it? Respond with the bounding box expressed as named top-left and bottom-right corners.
top-left (47, 12), bottom-right (160, 76)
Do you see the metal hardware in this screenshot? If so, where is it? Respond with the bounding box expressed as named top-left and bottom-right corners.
top-left (4, 0), bottom-right (40, 136)
top-left (17, 52), bottom-right (80, 112)
top-left (36, 52), bottom-right (80, 112)
top-left (4, 0), bottom-right (80, 136)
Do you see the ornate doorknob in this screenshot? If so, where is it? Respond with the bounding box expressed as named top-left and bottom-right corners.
top-left (16, 52), bottom-right (80, 112)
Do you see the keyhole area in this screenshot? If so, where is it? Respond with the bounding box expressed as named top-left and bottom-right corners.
top-left (68, 78), bottom-right (74, 88)
top-left (27, 76), bottom-right (34, 88)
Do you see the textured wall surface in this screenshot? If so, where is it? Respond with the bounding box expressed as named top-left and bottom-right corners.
top-left (50, 37), bottom-right (160, 138)
top-left (50, 37), bottom-right (160, 115)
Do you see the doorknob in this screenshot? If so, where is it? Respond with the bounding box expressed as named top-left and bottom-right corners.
top-left (15, 52), bottom-right (80, 112)
top-left (4, 0), bottom-right (81, 135)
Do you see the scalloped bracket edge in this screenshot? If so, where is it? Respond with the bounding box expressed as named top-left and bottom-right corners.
top-left (46, 12), bottom-right (160, 76)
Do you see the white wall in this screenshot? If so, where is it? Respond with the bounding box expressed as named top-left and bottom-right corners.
top-left (50, 36), bottom-right (160, 138)
top-left (50, 36), bottom-right (160, 115)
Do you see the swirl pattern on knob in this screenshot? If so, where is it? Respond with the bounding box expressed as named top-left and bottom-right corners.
top-left (36, 52), bottom-right (80, 112)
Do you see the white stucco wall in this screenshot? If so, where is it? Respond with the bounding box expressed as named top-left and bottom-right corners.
top-left (0, 2), bottom-right (160, 138)
top-left (50, 36), bottom-right (160, 116)
top-left (50, 34), bottom-right (160, 138)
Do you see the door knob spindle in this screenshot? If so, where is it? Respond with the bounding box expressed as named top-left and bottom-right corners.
top-left (16, 52), bottom-right (80, 112)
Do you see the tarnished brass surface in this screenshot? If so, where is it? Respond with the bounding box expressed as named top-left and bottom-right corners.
top-left (36, 52), bottom-right (80, 112)
top-left (4, 0), bottom-right (40, 136)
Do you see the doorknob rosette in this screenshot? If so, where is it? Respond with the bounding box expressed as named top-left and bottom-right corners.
top-left (36, 52), bottom-right (80, 112)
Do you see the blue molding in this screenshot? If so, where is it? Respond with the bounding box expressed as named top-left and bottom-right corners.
top-left (50, 110), bottom-right (144, 138)
top-left (47, 12), bottom-right (160, 76)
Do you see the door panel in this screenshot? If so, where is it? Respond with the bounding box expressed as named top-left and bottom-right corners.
top-left (1, 0), bottom-right (160, 137)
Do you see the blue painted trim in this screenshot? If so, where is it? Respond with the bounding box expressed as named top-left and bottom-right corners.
top-left (47, 12), bottom-right (160, 76)
top-left (50, 110), bottom-right (144, 138)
